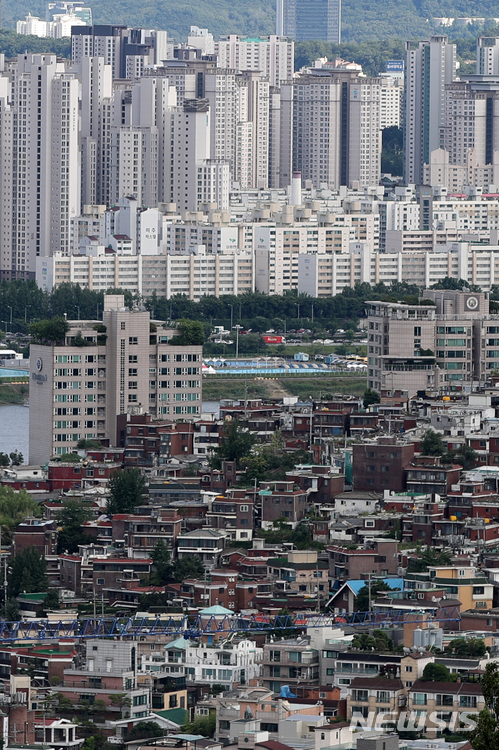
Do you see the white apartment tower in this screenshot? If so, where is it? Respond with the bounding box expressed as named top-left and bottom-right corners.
top-left (286, 69), bottom-right (382, 190)
top-left (168, 98), bottom-right (229, 212)
top-left (404, 36), bottom-right (456, 184)
top-left (215, 35), bottom-right (294, 87)
top-left (477, 37), bottom-right (499, 75)
top-left (77, 56), bottom-right (113, 209)
top-left (0, 78), bottom-right (14, 281)
top-left (1, 54), bottom-right (80, 278)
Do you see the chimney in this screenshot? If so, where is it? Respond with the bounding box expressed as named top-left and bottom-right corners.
top-left (291, 172), bottom-right (302, 206)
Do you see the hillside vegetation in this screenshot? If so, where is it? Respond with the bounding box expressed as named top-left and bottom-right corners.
top-left (4, 0), bottom-right (499, 43)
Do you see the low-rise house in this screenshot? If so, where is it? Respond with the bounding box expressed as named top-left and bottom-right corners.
top-left (266, 550), bottom-right (328, 599)
top-left (407, 679), bottom-right (484, 737)
top-left (260, 636), bottom-right (320, 693)
top-left (176, 529), bottom-right (229, 570)
top-left (346, 676), bottom-right (405, 721)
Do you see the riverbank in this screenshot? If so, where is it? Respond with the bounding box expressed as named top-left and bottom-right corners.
top-left (202, 374), bottom-right (366, 401)
top-left (0, 382), bottom-right (28, 405)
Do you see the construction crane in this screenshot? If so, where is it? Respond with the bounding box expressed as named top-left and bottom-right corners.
top-left (0, 607), bottom-right (462, 642)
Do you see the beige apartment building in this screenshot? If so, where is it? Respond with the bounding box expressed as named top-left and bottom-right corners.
top-left (367, 289), bottom-right (499, 397)
top-left (29, 294), bottom-right (203, 464)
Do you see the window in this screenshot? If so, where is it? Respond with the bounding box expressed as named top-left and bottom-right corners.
top-left (121, 322), bottom-right (126, 330)
top-left (405, 666), bottom-right (413, 673)
top-left (460, 696), bottom-right (477, 708)
top-left (436, 694), bottom-right (453, 706)
top-left (413, 693), bottom-right (427, 705)
top-left (377, 691), bottom-right (390, 703)
top-left (352, 690), bottom-right (368, 702)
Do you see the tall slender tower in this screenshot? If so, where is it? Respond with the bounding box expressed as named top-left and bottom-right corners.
top-left (404, 35), bottom-right (456, 184)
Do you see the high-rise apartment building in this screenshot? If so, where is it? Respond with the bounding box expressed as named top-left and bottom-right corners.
top-left (477, 36), bottom-right (499, 75)
top-left (277, 0), bottom-right (341, 43)
top-left (404, 36), bottom-right (456, 184)
top-left (0, 54), bottom-right (80, 280)
top-left (215, 35), bottom-right (294, 87)
top-left (284, 68), bottom-right (382, 189)
top-left (29, 294), bottom-right (203, 464)
top-left (71, 25), bottom-right (169, 78)
top-left (424, 75), bottom-right (499, 190)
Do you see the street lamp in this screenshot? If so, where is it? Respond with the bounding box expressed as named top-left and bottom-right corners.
top-left (24, 306), bottom-right (31, 323)
top-left (228, 304), bottom-right (234, 330)
top-left (234, 324), bottom-right (242, 360)
top-left (7, 306), bottom-right (12, 326)
top-left (295, 303), bottom-right (301, 322)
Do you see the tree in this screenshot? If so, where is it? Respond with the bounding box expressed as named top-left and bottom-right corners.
top-left (174, 319), bottom-right (205, 345)
top-left (42, 589), bottom-right (60, 614)
top-left (2, 597), bottom-right (20, 621)
top-left (181, 714), bottom-right (216, 737)
top-left (363, 388), bottom-right (380, 409)
top-left (107, 468), bottom-right (147, 515)
top-left (9, 451), bottom-right (23, 466)
top-left (470, 662), bottom-right (499, 750)
top-left (355, 581), bottom-right (393, 612)
top-left (209, 419), bottom-right (255, 469)
top-left (125, 722), bottom-right (165, 742)
top-left (419, 429), bottom-right (445, 456)
top-left (29, 317), bottom-right (69, 344)
top-left (150, 540), bottom-right (173, 585)
top-left (58, 498), bottom-right (93, 528)
top-left (0, 453), bottom-right (9, 467)
top-left (408, 547), bottom-right (452, 572)
top-left (77, 439), bottom-right (102, 450)
top-left (444, 443), bottom-right (477, 469)
top-left (421, 662), bottom-right (457, 682)
top-left (57, 498), bottom-right (93, 554)
top-left (109, 693), bottom-right (131, 718)
top-left (8, 547), bottom-right (48, 597)
top-left (172, 556), bottom-right (205, 582)
top-left (445, 637), bottom-right (487, 658)
top-left (0, 486), bottom-right (41, 532)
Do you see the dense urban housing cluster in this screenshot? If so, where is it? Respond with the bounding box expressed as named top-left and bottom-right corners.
top-left (4, 6), bottom-right (499, 750)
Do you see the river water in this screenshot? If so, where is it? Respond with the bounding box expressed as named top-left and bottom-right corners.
top-left (0, 404), bottom-right (29, 463)
top-left (0, 401), bottom-right (221, 466)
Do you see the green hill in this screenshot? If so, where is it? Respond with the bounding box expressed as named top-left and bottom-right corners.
top-left (2, 0), bottom-right (499, 49)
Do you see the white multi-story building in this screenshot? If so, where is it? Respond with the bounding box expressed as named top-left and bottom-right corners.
top-left (405, 36), bottom-right (456, 184)
top-left (286, 69), bottom-right (382, 190)
top-left (29, 293), bottom-right (203, 463)
top-left (477, 36), bottom-right (499, 75)
top-left (215, 35), bottom-right (294, 87)
top-left (424, 75), bottom-right (499, 190)
top-left (0, 54), bottom-right (80, 278)
top-left (17, 11), bottom-right (87, 37)
top-left (379, 76), bottom-right (403, 129)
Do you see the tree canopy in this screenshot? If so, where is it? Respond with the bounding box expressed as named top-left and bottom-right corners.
top-left (56, 499), bottom-right (94, 554)
top-left (420, 429), bottom-right (446, 456)
top-left (355, 581), bottom-right (393, 612)
top-left (107, 469), bottom-right (147, 515)
top-left (470, 662), bottom-right (499, 750)
top-left (421, 662), bottom-right (457, 682)
top-left (407, 547), bottom-right (452, 572)
top-left (29, 317), bottom-right (69, 344)
top-left (174, 319), bottom-right (205, 345)
top-left (209, 419), bottom-right (255, 469)
top-left (9, 547), bottom-right (48, 597)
